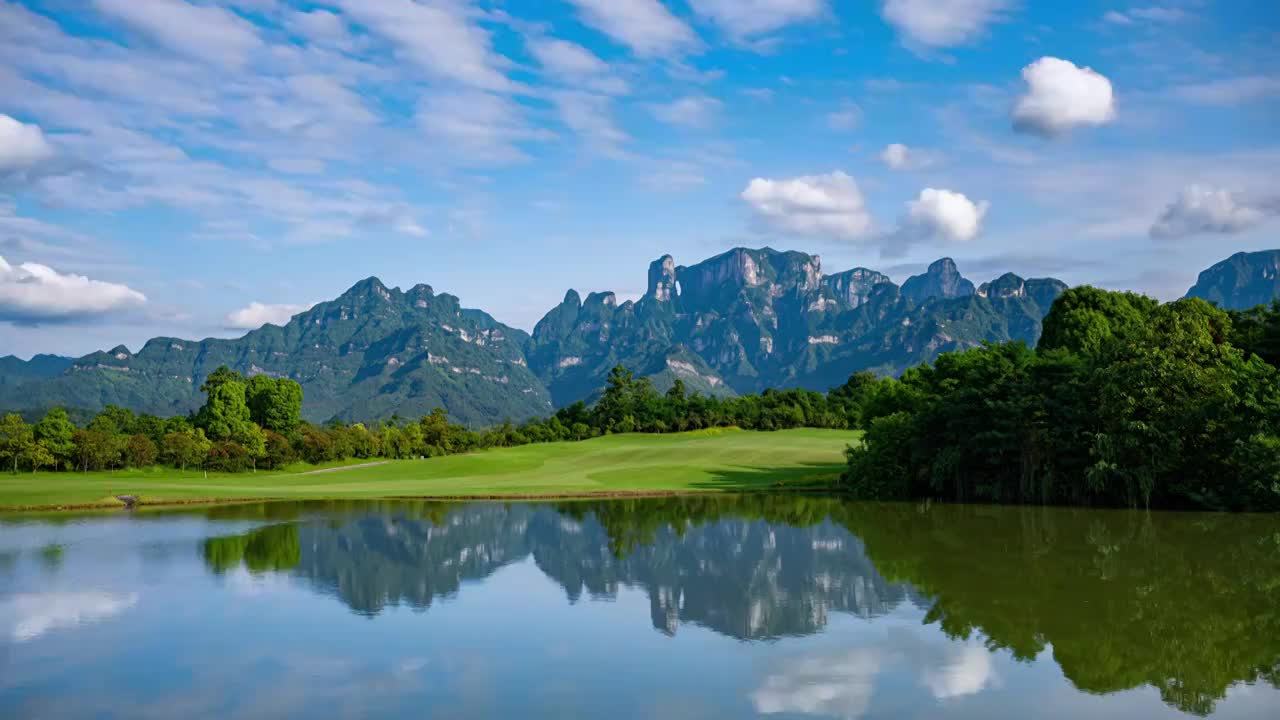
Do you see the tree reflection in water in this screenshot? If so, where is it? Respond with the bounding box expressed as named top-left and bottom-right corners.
top-left (200, 497), bottom-right (1280, 715)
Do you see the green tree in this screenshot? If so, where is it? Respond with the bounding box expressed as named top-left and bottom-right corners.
top-left (0, 413), bottom-right (33, 473)
top-left (200, 365), bottom-right (246, 393)
top-left (125, 434), bottom-right (159, 468)
top-left (162, 430), bottom-right (210, 471)
top-left (34, 408), bottom-right (76, 471)
top-left (197, 379), bottom-right (253, 441)
top-left (245, 375), bottom-right (303, 433)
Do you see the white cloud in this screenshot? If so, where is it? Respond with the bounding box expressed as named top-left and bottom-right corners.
top-left (1173, 76), bottom-right (1280, 106)
top-left (0, 256), bottom-right (146, 324)
top-left (879, 143), bottom-right (941, 170)
top-left (1012, 57), bottom-right (1116, 138)
top-left (566, 0), bottom-right (699, 57)
top-left (1105, 6), bottom-right (1190, 25)
top-left (417, 90), bottom-right (551, 164)
top-left (337, 0), bottom-right (518, 93)
top-left (880, 0), bottom-right (1013, 48)
top-left (752, 647), bottom-right (880, 718)
top-left (920, 645), bottom-right (993, 699)
top-left (2, 592), bottom-right (139, 642)
top-left (94, 0), bottom-right (262, 68)
top-left (893, 188), bottom-right (988, 248)
top-left (826, 103), bottom-right (862, 131)
top-left (741, 171), bottom-right (874, 241)
top-left (551, 91), bottom-right (630, 154)
top-left (1149, 185), bottom-right (1275, 239)
top-left (650, 95), bottom-right (722, 128)
top-left (225, 301), bottom-right (315, 329)
top-left (0, 114), bottom-right (55, 173)
top-left (689, 0), bottom-right (827, 39)
top-left (529, 38), bottom-right (629, 95)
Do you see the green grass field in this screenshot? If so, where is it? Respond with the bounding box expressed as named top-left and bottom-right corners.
top-left (0, 428), bottom-right (860, 510)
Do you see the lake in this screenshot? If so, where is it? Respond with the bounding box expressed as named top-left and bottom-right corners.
top-left (1, 497), bottom-right (1277, 718)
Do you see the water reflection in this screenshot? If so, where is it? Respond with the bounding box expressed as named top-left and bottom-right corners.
top-left (3, 497), bottom-right (1278, 718)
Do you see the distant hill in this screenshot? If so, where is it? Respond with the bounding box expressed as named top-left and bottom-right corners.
top-left (0, 354), bottom-right (74, 389)
top-left (0, 245), bottom-right (1091, 425)
top-left (1184, 249), bottom-right (1280, 310)
top-left (0, 280), bottom-right (551, 426)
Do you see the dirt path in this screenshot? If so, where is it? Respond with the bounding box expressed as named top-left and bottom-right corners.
top-left (293, 461), bottom-right (391, 475)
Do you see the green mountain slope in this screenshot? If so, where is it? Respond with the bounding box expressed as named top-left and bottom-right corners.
top-left (1184, 249), bottom-right (1280, 309)
top-left (527, 248), bottom-right (1066, 406)
top-left (1, 279), bottom-right (551, 425)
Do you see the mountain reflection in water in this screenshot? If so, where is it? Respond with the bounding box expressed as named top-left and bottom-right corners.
top-left (194, 497), bottom-right (1280, 716)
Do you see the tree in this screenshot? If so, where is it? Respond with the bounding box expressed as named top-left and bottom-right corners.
top-left (125, 434), bottom-right (158, 468)
top-left (200, 365), bottom-right (246, 393)
top-left (162, 430), bottom-right (210, 471)
top-left (0, 413), bottom-right (33, 473)
top-left (34, 408), bottom-right (76, 471)
top-left (245, 375), bottom-right (303, 433)
top-left (197, 379), bottom-right (253, 441)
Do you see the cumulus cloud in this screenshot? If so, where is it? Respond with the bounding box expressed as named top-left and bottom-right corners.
top-left (1012, 57), bottom-right (1116, 137)
top-left (565, 0), bottom-right (699, 57)
top-left (94, 0), bottom-right (262, 68)
top-left (752, 647), bottom-right (880, 718)
top-left (879, 143), bottom-right (941, 170)
top-left (888, 188), bottom-right (988, 253)
top-left (741, 171), bottom-right (874, 241)
top-left (650, 95), bottom-right (722, 128)
top-left (225, 301), bottom-right (316, 330)
top-left (920, 645), bottom-right (994, 699)
top-left (880, 0), bottom-right (1013, 48)
top-left (2, 592), bottom-right (139, 642)
top-left (1150, 185), bottom-right (1276, 239)
top-left (689, 0), bottom-right (827, 39)
top-left (0, 256), bottom-right (146, 324)
top-left (0, 114), bottom-right (55, 173)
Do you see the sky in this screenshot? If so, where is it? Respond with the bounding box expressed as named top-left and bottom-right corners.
top-left (0, 0), bottom-right (1277, 358)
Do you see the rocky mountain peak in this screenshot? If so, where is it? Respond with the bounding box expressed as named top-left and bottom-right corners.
top-left (901, 258), bottom-right (975, 303)
top-left (647, 254), bottom-right (678, 301)
top-left (978, 272), bottom-right (1027, 299)
top-left (824, 267), bottom-right (895, 308)
top-left (562, 289), bottom-right (582, 307)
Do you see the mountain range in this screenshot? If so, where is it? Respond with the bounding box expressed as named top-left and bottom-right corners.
top-left (2, 247), bottom-right (1277, 425)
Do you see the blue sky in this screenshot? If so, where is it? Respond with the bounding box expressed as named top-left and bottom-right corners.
top-left (0, 0), bottom-right (1277, 357)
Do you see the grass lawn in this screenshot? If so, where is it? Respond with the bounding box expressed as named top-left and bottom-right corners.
top-left (0, 428), bottom-right (860, 510)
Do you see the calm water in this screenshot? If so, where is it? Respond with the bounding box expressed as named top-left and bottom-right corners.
top-left (1, 497), bottom-right (1277, 719)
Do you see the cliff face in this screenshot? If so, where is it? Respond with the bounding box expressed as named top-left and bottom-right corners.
top-left (1184, 250), bottom-right (1280, 310)
top-left (22, 243), bottom-right (1227, 423)
top-left (527, 247), bottom-right (1068, 406)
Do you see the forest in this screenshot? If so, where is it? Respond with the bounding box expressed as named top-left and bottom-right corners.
top-left (0, 363), bottom-right (862, 475)
top-left (841, 289), bottom-right (1280, 511)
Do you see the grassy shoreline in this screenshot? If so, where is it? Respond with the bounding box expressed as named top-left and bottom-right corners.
top-left (0, 428), bottom-right (859, 512)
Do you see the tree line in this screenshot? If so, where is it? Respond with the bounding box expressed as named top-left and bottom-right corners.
top-left (840, 291), bottom-right (1280, 511)
top-left (0, 363), bottom-right (867, 474)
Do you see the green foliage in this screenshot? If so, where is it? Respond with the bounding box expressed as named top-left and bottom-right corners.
top-left (844, 290), bottom-right (1280, 511)
top-left (245, 375), bottom-right (303, 433)
top-left (0, 412), bottom-right (33, 474)
top-left (34, 408), bottom-right (76, 470)
top-left (197, 379), bottom-right (253, 442)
